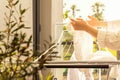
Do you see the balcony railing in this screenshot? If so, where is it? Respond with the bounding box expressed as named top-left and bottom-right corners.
top-left (42, 28), bottom-right (120, 80)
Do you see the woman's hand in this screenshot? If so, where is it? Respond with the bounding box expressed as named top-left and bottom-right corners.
top-left (87, 16), bottom-right (100, 27)
top-left (70, 18), bottom-right (89, 31)
top-left (70, 17), bottom-right (98, 37)
top-left (87, 16), bottom-right (107, 27)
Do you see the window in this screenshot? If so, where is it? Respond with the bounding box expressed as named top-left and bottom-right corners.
top-left (50, 0), bottom-right (120, 80)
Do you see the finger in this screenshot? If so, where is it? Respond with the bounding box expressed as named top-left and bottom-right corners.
top-left (70, 20), bottom-right (76, 26)
top-left (70, 21), bottom-right (75, 25)
top-left (70, 18), bottom-right (76, 22)
top-left (88, 16), bottom-right (97, 20)
top-left (76, 18), bottom-right (82, 20)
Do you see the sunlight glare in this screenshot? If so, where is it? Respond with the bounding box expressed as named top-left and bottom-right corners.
top-left (64, 0), bottom-right (120, 21)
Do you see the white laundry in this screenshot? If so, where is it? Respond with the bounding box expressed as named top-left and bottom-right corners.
top-left (67, 31), bottom-right (119, 80)
top-left (67, 31), bottom-right (94, 80)
top-left (67, 52), bottom-right (86, 80)
top-left (89, 50), bottom-right (119, 78)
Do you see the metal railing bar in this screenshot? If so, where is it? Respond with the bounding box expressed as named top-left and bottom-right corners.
top-left (45, 61), bottom-right (120, 65)
top-left (46, 61), bottom-right (120, 63)
top-left (44, 64), bottom-right (109, 68)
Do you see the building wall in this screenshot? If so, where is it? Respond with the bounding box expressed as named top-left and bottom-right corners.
top-left (40, 0), bottom-right (63, 44)
top-left (40, 0), bottom-right (52, 45)
top-left (0, 0), bottom-right (33, 37)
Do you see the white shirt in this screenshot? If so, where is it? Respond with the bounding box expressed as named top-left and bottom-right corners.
top-left (97, 20), bottom-right (120, 50)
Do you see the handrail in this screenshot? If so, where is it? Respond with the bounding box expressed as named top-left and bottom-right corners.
top-left (44, 63), bottom-right (109, 68)
top-left (42, 61), bottom-right (120, 80)
top-left (43, 61), bottom-right (120, 68)
top-left (45, 61), bottom-right (120, 65)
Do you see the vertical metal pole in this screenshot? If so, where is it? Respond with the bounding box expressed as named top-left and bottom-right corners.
top-left (33, 0), bottom-right (40, 80)
top-left (98, 69), bottom-right (101, 80)
top-left (33, 0), bottom-right (40, 54)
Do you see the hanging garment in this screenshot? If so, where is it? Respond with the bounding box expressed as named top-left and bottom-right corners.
top-left (89, 50), bottom-right (119, 78)
top-left (67, 52), bottom-right (86, 80)
top-left (67, 31), bottom-right (94, 80)
top-left (97, 20), bottom-right (120, 50)
top-left (67, 20), bottom-right (120, 80)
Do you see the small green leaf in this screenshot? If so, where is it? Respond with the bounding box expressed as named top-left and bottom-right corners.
top-left (21, 9), bottom-right (26, 15)
top-left (27, 35), bottom-right (32, 47)
top-left (11, 22), bottom-right (17, 28)
top-left (23, 27), bottom-right (31, 29)
top-left (11, 24), bottom-right (24, 33)
top-left (46, 72), bottom-right (54, 80)
top-left (13, 0), bottom-right (19, 6)
top-left (5, 6), bottom-right (9, 9)
top-left (19, 4), bottom-right (26, 15)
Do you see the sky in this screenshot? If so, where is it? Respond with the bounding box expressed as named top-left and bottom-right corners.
top-left (64, 0), bottom-right (120, 21)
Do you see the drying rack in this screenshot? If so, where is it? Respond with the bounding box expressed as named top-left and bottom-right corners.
top-left (39, 30), bottom-right (120, 80)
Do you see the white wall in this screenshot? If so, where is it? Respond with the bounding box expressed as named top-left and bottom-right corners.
top-left (40, 0), bottom-right (63, 44)
top-left (0, 0), bottom-right (33, 35)
top-left (40, 0), bottom-right (52, 45)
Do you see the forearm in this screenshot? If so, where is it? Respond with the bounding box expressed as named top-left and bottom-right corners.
top-left (84, 21), bottom-right (107, 37)
top-left (85, 25), bottom-right (98, 38)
